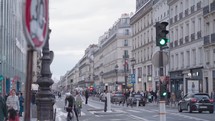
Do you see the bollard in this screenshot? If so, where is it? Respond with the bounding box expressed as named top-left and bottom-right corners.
top-left (107, 92), bottom-right (111, 112)
top-left (136, 100), bottom-right (139, 107)
top-left (159, 101), bottom-right (166, 121)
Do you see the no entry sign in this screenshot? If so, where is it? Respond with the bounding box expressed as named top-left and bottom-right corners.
top-left (23, 0), bottom-right (49, 50)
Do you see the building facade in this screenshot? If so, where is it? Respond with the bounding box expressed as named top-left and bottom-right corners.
top-left (202, 0), bottom-right (215, 94)
top-left (167, 0), bottom-right (204, 97)
top-left (130, 0), bottom-right (154, 92)
top-left (94, 13), bottom-right (133, 92)
top-left (0, 0), bottom-right (27, 94)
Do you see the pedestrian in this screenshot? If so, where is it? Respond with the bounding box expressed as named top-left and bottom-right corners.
top-left (18, 93), bottom-right (24, 117)
top-left (75, 92), bottom-right (82, 116)
top-left (85, 89), bottom-right (89, 104)
top-left (0, 93), bottom-right (8, 121)
top-left (6, 89), bottom-right (20, 121)
top-left (104, 90), bottom-right (107, 112)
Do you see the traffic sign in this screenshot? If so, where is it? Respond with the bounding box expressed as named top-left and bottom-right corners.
top-left (131, 74), bottom-right (135, 84)
top-left (23, 0), bottom-right (49, 50)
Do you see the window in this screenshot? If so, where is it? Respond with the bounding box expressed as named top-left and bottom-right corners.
top-left (181, 52), bottom-right (184, 68)
top-left (124, 29), bottom-right (129, 35)
top-left (199, 47), bottom-right (203, 64)
top-left (206, 22), bottom-right (210, 35)
top-left (213, 20), bottom-right (215, 33)
top-left (213, 49), bottom-right (215, 63)
top-left (175, 5), bottom-right (178, 15)
top-left (205, 49), bottom-right (210, 64)
top-left (176, 28), bottom-right (178, 40)
top-left (171, 55), bottom-right (174, 69)
top-left (192, 49), bottom-right (196, 65)
top-left (180, 25), bottom-right (183, 39)
top-left (176, 54), bottom-right (179, 68)
top-left (180, 2), bottom-right (183, 12)
top-left (186, 23), bottom-right (189, 36)
top-left (187, 51), bottom-right (190, 66)
top-left (124, 40), bottom-right (128, 46)
top-left (192, 20), bottom-right (195, 33)
top-left (124, 50), bottom-right (128, 57)
top-left (198, 18), bottom-right (201, 32)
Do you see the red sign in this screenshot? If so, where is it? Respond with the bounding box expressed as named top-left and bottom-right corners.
top-left (23, 0), bottom-right (49, 49)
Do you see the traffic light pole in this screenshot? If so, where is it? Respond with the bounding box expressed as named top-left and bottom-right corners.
top-left (159, 40), bottom-right (166, 121)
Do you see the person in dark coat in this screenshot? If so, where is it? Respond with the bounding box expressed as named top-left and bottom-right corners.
top-left (0, 94), bottom-right (8, 121)
top-left (19, 93), bottom-right (24, 116)
top-left (85, 90), bottom-right (89, 104)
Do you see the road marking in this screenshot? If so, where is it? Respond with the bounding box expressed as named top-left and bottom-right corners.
top-left (138, 108), bottom-right (155, 113)
top-left (129, 114), bottom-right (150, 121)
top-left (127, 109), bottom-right (141, 113)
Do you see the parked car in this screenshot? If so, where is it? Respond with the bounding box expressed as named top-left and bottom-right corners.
top-left (111, 92), bottom-right (125, 104)
top-left (178, 93), bottom-right (214, 113)
top-left (126, 94), bottom-right (146, 106)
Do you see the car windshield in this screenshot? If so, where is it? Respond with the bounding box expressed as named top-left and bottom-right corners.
top-left (194, 94), bottom-right (210, 100)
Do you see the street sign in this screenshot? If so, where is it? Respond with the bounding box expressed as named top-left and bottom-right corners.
top-left (23, 0), bottom-right (49, 50)
top-left (131, 74), bottom-right (135, 84)
top-left (152, 51), bottom-right (168, 68)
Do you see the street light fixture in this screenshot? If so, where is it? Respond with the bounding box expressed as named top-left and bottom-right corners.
top-left (131, 58), bottom-right (136, 92)
top-left (115, 64), bottom-right (118, 91)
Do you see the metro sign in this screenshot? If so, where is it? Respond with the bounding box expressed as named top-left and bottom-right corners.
top-left (23, 0), bottom-right (49, 50)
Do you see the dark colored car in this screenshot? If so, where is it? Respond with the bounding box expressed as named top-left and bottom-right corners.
top-left (178, 93), bottom-right (214, 113)
top-left (126, 94), bottom-right (146, 107)
top-left (111, 92), bottom-right (125, 104)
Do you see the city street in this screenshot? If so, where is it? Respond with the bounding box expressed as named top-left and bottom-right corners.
top-left (53, 96), bottom-right (214, 121)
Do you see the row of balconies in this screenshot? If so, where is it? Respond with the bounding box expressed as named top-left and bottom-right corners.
top-left (203, 33), bottom-right (215, 45)
top-left (170, 31), bottom-right (202, 49)
top-left (170, 1), bottom-right (202, 25)
top-left (203, 1), bottom-right (215, 16)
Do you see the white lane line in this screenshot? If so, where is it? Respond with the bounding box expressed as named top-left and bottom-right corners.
top-left (138, 108), bottom-right (155, 113)
top-left (129, 114), bottom-right (150, 121)
top-left (127, 109), bottom-right (141, 113)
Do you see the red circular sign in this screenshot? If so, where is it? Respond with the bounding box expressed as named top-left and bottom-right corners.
top-left (23, 0), bottom-right (49, 49)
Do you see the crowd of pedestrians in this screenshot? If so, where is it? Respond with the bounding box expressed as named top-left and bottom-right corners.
top-left (0, 89), bottom-right (24, 121)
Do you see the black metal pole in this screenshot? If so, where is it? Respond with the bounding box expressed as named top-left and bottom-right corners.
top-left (36, 29), bottom-right (55, 120)
top-left (159, 46), bottom-right (164, 101)
top-left (24, 47), bottom-right (34, 121)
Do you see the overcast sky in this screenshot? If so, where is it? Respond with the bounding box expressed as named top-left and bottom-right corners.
top-left (49, 0), bottom-right (136, 81)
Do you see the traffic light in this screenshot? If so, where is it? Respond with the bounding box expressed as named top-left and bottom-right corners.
top-left (155, 22), bottom-right (169, 46)
top-left (160, 82), bottom-right (167, 100)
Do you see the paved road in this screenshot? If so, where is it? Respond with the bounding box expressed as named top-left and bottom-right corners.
top-left (52, 96), bottom-right (214, 121)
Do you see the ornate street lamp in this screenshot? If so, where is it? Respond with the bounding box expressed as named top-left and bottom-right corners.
top-left (36, 29), bottom-right (55, 120)
top-left (115, 64), bottom-right (118, 91)
top-left (131, 58), bottom-right (136, 91)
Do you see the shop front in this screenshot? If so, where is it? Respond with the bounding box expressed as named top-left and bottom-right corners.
top-left (185, 68), bottom-right (203, 94)
top-left (170, 71), bottom-right (183, 99)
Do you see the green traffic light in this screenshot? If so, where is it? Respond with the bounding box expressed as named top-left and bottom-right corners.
top-left (162, 92), bottom-right (167, 96)
top-left (160, 39), bottom-right (166, 45)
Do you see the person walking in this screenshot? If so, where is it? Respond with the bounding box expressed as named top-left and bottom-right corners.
top-left (65, 91), bottom-right (79, 121)
top-left (18, 93), bottom-right (24, 117)
top-left (6, 89), bottom-right (20, 121)
top-left (85, 89), bottom-right (89, 104)
top-left (0, 94), bottom-right (8, 121)
top-left (75, 92), bottom-right (82, 116)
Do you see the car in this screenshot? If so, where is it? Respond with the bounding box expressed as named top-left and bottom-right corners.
top-left (178, 93), bottom-right (214, 113)
top-left (111, 92), bottom-right (125, 104)
top-left (126, 94), bottom-right (146, 106)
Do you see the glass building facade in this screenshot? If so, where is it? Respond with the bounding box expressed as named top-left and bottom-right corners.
top-left (0, 0), bottom-right (27, 94)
